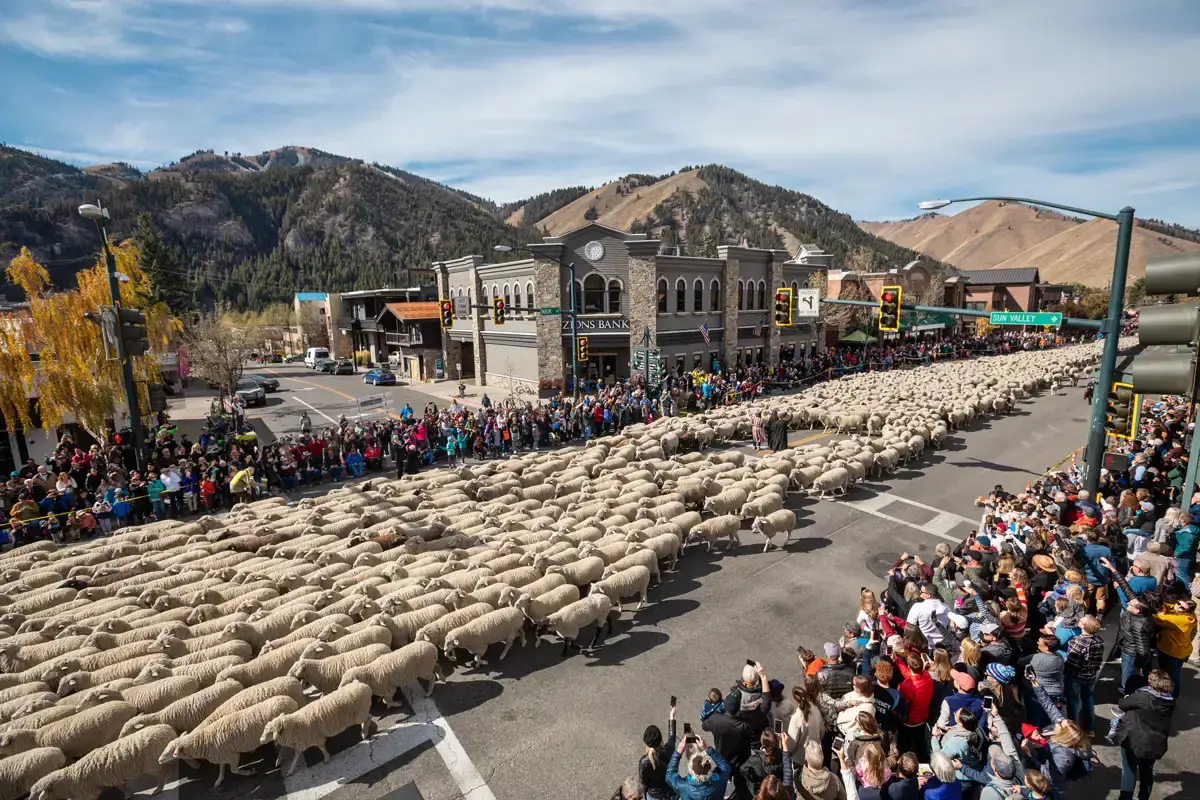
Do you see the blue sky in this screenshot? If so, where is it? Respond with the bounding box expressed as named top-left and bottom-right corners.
top-left (2, 0), bottom-right (1199, 226)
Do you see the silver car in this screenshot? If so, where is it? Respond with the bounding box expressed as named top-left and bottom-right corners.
top-left (234, 379), bottom-right (267, 407)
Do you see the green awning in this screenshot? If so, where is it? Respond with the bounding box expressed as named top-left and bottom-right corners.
top-left (838, 330), bottom-right (878, 344)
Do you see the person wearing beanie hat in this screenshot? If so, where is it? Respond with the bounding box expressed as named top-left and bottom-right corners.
top-left (638, 702), bottom-right (677, 800)
top-left (986, 663), bottom-right (1016, 685)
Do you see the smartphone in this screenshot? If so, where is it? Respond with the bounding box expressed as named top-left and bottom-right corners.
top-left (683, 723), bottom-right (693, 736)
top-left (832, 735), bottom-right (845, 752)
top-left (1025, 666), bottom-right (1036, 681)
top-left (746, 659), bottom-right (757, 669)
top-left (773, 719), bottom-right (783, 734)
top-left (982, 695), bottom-right (994, 711)
top-left (670, 695), bottom-right (677, 708)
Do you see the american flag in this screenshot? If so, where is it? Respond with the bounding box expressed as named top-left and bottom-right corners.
top-left (753, 317), bottom-right (765, 336)
top-left (699, 319), bottom-right (710, 345)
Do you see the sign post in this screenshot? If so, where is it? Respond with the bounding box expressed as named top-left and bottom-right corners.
top-left (989, 311), bottom-right (1063, 327)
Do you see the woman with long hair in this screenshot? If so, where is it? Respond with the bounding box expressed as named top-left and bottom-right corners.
top-left (740, 730), bottom-right (784, 797)
top-left (786, 676), bottom-right (824, 765)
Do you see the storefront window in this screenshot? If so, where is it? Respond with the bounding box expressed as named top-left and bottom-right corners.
top-left (583, 274), bottom-right (605, 313)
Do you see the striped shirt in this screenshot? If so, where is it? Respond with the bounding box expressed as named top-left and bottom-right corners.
top-left (1065, 633), bottom-right (1105, 681)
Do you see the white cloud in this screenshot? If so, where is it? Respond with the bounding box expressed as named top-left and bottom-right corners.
top-left (5, 0), bottom-right (1200, 226)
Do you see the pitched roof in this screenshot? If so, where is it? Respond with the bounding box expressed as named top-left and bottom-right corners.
top-left (379, 301), bottom-right (440, 322)
top-left (956, 267), bottom-right (1040, 286)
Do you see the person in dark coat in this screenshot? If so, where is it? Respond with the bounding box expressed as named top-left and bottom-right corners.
top-left (639, 705), bottom-right (677, 800)
top-left (1112, 669), bottom-right (1175, 800)
top-left (767, 412), bottom-right (788, 452)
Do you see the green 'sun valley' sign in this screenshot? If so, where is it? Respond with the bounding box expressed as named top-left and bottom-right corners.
top-left (989, 311), bottom-right (1063, 326)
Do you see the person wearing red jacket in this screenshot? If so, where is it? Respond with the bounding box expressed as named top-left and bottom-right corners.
top-left (897, 653), bottom-right (934, 762)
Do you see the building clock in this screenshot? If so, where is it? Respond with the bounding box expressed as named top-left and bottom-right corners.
top-left (583, 241), bottom-right (605, 262)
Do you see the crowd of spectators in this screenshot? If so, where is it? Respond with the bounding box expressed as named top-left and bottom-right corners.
top-left (613, 388), bottom-right (1195, 800)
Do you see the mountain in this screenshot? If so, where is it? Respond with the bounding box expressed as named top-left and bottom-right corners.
top-left (858, 200), bottom-right (1200, 287)
top-left (1, 144), bottom-right (932, 308)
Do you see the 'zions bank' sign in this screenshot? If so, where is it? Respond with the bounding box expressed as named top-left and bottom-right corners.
top-left (562, 317), bottom-right (630, 333)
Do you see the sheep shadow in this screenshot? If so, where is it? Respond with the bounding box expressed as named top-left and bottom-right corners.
top-left (583, 627), bottom-right (671, 666)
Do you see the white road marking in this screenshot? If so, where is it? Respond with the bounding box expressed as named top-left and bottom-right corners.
top-left (281, 684), bottom-right (495, 800)
top-left (840, 493), bottom-right (973, 543)
top-left (291, 395), bottom-right (338, 424)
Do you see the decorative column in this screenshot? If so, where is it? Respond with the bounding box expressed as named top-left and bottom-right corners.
top-left (528, 246), bottom-right (567, 394)
top-left (460, 255), bottom-right (486, 386)
top-left (434, 263), bottom-right (461, 380)
top-left (722, 256), bottom-right (740, 369)
top-left (626, 241), bottom-right (662, 379)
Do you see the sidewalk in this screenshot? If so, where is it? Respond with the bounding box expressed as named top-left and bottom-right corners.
top-left (408, 380), bottom-right (517, 410)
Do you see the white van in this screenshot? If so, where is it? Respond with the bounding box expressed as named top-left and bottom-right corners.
top-left (304, 346), bottom-right (330, 368)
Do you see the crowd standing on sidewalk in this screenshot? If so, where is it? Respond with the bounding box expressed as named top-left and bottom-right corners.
top-left (613, 389), bottom-right (1196, 800)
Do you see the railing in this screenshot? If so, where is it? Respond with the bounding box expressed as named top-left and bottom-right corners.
top-left (386, 330), bottom-right (423, 346)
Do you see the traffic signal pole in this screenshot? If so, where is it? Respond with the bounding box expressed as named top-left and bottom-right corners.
top-left (98, 227), bottom-right (146, 472)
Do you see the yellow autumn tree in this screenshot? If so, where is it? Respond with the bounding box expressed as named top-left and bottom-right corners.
top-left (0, 242), bottom-right (178, 438)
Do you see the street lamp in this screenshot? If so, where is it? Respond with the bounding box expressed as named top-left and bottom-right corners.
top-left (918, 195), bottom-right (1134, 495)
top-left (494, 244), bottom-right (579, 395)
top-left (79, 199), bottom-right (145, 470)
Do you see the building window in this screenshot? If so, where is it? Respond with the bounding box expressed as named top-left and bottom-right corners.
top-left (710, 351), bottom-right (719, 370)
top-left (676, 279), bottom-right (686, 312)
top-left (513, 283), bottom-right (522, 310)
top-left (573, 280), bottom-right (583, 312)
top-left (791, 280), bottom-right (799, 297)
top-left (503, 283), bottom-right (512, 309)
top-left (737, 280), bottom-right (745, 310)
top-left (757, 280), bottom-right (766, 310)
top-left (583, 274), bottom-right (605, 314)
top-left (693, 279), bottom-right (704, 312)
top-left (756, 346), bottom-right (764, 364)
top-left (657, 279), bottom-right (668, 313)
top-left (693, 352), bottom-right (703, 369)
top-left (526, 282), bottom-right (535, 309)
top-left (710, 279), bottom-right (721, 312)
top-left (675, 354), bottom-right (685, 375)
top-left (607, 279), bottom-right (622, 313)
top-left (491, 284), bottom-right (499, 298)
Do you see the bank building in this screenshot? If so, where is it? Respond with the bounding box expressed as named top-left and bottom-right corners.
top-left (433, 223), bottom-right (829, 395)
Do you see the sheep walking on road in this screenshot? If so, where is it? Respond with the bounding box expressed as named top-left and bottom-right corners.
top-left (261, 681), bottom-right (375, 776)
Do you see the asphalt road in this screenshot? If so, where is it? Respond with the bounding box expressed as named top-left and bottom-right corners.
top-left (130, 382), bottom-right (1198, 800)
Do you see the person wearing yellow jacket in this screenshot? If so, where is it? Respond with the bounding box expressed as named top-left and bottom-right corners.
top-left (228, 466), bottom-right (255, 507)
top-left (1153, 598), bottom-right (1196, 696)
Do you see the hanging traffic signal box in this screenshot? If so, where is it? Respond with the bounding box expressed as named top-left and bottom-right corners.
top-left (1104, 381), bottom-right (1140, 440)
top-left (117, 307), bottom-right (149, 357)
top-left (492, 298), bottom-right (506, 326)
top-left (774, 288), bottom-right (793, 326)
top-left (878, 286), bottom-right (902, 332)
top-left (439, 300), bottom-right (454, 329)
top-left (577, 337), bottom-right (590, 361)
top-left (1131, 253), bottom-right (1200, 396)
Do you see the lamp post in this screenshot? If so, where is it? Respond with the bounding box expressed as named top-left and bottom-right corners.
top-left (78, 200), bottom-right (146, 471)
top-left (918, 196), bottom-right (1133, 495)
top-left (494, 244), bottom-right (578, 395)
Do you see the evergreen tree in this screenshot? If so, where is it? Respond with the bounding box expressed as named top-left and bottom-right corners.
top-left (133, 213), bottom-right (191, 308)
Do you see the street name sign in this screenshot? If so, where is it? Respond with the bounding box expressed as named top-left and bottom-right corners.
top-left (539, 307), bottom-right (561, 316)
top-left (989, 311), bottom-right (1062, 326)
top-left (452, 296), bottom-right (470, 317)
top-left (794, 288), bottom-right (820, 319)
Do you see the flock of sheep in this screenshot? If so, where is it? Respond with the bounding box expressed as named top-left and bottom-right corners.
top-left (0, 341), bottom-right (1103, 800)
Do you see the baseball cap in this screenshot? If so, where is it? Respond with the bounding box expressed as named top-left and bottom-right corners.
top-left (992, 753), bottom-right (1017, 779)
top-left (980, 622), bottom-right (1001, 636)
top-left (947, 613), bottom-right (969, 630)
top-left (951, 669), bottom-right (976, 692)
top-left (823, 642), bottom-right (840, 660)
top-left (886, 634), bottom-right (904, 650)
top-left (975, 535), bottom-right (991, 548)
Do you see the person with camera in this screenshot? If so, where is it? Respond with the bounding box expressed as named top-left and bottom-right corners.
top-left (666, 730), bottom-right (732, 800)
top-left (640, 701), bottom-right (678, 800)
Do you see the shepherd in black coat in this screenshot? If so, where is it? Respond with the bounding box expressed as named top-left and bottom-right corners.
top-left (1112, 669), bottom-right (1175, 800)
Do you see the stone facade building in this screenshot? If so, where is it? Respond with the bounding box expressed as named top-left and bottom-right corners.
top-left (434, 223), bottom-right (825, 393)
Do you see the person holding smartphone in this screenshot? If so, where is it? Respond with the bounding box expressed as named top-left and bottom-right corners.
top-left (666, 729), bottom-right (732, 800)
top-left (640, 698), bottom-right (678, 800)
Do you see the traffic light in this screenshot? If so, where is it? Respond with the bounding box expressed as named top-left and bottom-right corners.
top-left (1131, 254), bottom-right (1200, 395)
top-left (878, 285), bottom-right (902, 332)
top-left (492, 297), bottom-right (506, 326)
top-left (577, 337), bottom-right (590, 361)
top-left (774, 288), bottom-right (792, 326)
top-left (1104, 381), bottom-right (1140, 439)
top-left (439, 299), bottom-right (454, 329)
top-left (147, 382), bottom-right (168, 413)
top-left (116, 307), bottom-right (149, 357)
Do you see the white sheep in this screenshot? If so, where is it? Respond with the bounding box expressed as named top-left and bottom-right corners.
top-left (688, 515), bottom-right (742, 552)
top-left (444, 607), bottom-right (527, 666)
top-left (415, 603), bottom-right (493, 649)
top-left (0, 747), bottom-right (67, 800)
top-left (0, 700), bottom-right (138, 759)
top-left (119, 679), bottom-right (244, 738)
top-left (338, 641), bottom-right (440, 706)
top-left (539, 593), bottom-right (613, 655)
top-left (216, 638), bottom-right (316, 687)
top-left (28, 722), bottom-right (175, 800)
top-left (812, 467), bottom-right (851, 498)
top-left (510, 584), bottom-right (580, 623)
top-left (702, 488), bottom-right (748, 516)
top-left (261, 680), bottom-right (375, 775)
top-left (543, 556), bottom-right (605, 587)
top-left (591, 565), bottom-right (651, 612)
top-left (750, 509), bottom-right (797, 552)
top-left (288, 643), bottom-right (391, 694)
top-left (159, 695), bottom-right (299, 787)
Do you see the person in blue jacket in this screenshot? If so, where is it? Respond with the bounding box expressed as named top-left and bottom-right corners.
top-left (666, 733), bottom-right (731, 800)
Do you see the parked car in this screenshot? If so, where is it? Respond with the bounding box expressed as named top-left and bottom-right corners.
top-left (363, 368), bottom-right (396, 386)
top-left (314, 358), bottom-right (336, 373)
top-left (246, 374), bottom-right (280, 392)
top-left (268, 353), bottom-right (283, 363)
top-left (284, 353), bottom-right (305, 363)
top-left (234, 379), bottom-right (267, 407)
top-left (334, 358), bottom-right (356, 375)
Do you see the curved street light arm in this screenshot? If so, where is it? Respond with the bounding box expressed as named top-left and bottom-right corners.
top-left (941, 196), bottom-right (1119, 222)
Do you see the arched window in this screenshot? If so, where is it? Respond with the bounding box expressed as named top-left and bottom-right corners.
top-left (526, 281), bottom-right (534, 309)
top-left (757, 280), bottom-right (766, 311)
top-left (573, 280), bottom-right (583, 313)
top-left (491, 284), bottom-right (499, 299)
top-left (607, 279), bottom-right (623, 313)
top-left (710, 279), bottom-right (721, 312)
top-left (693, 279), bottom-right (704, 312)
top-left (737, 280), bottom-right (744, 311)
top-left (657, 279), bottom-right (668, 313)
top-left (503, 283), bottom-right (512, 309)
top-left (513, 283), bottom-right (522, 310)
top-left (675, 279), bottom-right (686, 312)
top-left (791, 280), bottom-right (799, 296)
top-left (583, 274), bottom-right (605, 314)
